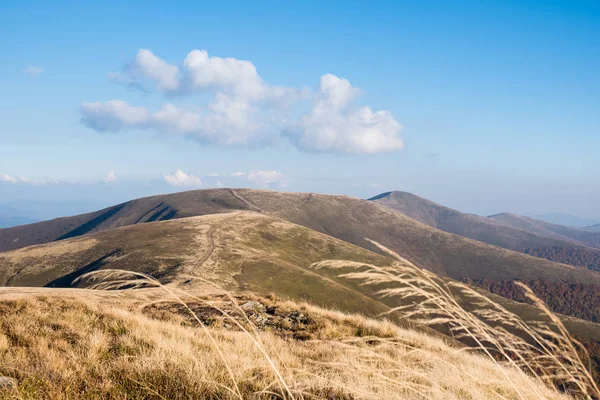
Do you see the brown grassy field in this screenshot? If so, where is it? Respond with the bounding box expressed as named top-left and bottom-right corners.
top-left (2, 201), bottom-right (600, 398)
top-left (0, 288), bottom-right (572, 400)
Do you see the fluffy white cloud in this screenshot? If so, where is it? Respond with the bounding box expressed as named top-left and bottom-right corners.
top-left (286, 74), bottom-right (404, 154)
top-left (122, 49), bottom-right (180, 91)
top-left (114, 49), bottom-right (298, 102)
top-left (102, 170), bottom-right (117, 183)
top-left (183, 49), bottom-right (263, 99)
top-left (163, 170), bottom-right (203, 187)
top-left (80, 100), bottom-right (149, 132)
top-left (23, 65), bottom-right (44, 77)
top-left (83, 49), bottom-right (404, 154)
top-left (80, 100), bottom-right (266, 145)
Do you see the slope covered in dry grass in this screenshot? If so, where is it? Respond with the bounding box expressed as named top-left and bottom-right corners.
top-left (0, 291), bottom-right (570, 400)
top-left (1, 210), bottom-right (599, 398)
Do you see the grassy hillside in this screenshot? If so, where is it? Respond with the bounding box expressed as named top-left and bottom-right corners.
top-left (1, 212), bottom-right (599, 397)
top-left (2, 212), bottom-right (600, 344)
top-left (0, 291), bottom-right (570, 399)
top-left (370, 191), bottom-right (600, 271)
top-left (4, 189), bottom-right (600, 325)
top-left (490, 213), bottom-right (600, 249)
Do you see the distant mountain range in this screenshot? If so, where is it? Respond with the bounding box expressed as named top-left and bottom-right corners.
top-left (369, 191), bottom-right (600, 270)
top-left (527, 212), bottom-right (599, 228)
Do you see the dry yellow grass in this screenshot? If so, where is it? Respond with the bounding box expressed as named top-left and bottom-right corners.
top-left (0, 286), bottom-right (569, 400)
top-left (312, 238), bottom-right (600, 399)
top-left (0, 231), bottom-right (595, 399)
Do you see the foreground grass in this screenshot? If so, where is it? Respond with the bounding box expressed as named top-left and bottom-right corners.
top-left (0, 293), bottom-right (567, 400)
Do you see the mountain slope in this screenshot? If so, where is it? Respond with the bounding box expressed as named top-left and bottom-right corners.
top-left (369, 191), bottom-right (600, 270)
top-left (2, 188), bottom-right (600, 283)
top-left (0, 212), bottom-right (395, 318)
top-left (2, 211), bottom-right (600, 347)
top-left (490, 213), bottom-right (600, 249)
top-left (4, 189), bottom-right (600, 328)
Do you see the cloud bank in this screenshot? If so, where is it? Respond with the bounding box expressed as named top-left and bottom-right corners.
top-left (1, 174), bottom-right (54, 185)
top-left (81, 49), bottom-right (404, 154)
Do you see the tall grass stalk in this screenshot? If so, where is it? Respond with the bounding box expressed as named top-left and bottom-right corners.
top-left (311, 238), bottom-right (600, 399)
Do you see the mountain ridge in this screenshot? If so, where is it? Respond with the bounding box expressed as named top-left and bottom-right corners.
top-left (370, 190), bottom-right (600, 271)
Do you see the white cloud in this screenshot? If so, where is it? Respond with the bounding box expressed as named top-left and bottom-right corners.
top-left (114, 49), bottom-right (298, 102)
top-left (183, 49), bottom-right (263, 99)
top-left (286, 74), bottom-right (404, 154)
top-left (125, 49), bottom-right (180, 91)
top-left (102, 170), bottom-right (117, 183)
top-left (163, 170), bottom-right (202, 187)
top-left (80, 100), bottom-right (149, 132)
top-left (230, 171), bottom-right (247, 177)
top-left (82, 49), bottom-right (404, 154)
top-left (80, 100), bottom-right (267, 145)
top-left (0, 174), bottom-right (54, 185)
top-left (23, 65), bottom-right (44, 77)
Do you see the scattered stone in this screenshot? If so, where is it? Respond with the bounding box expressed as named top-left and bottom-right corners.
top-left (0, 376), bottom-right (16, 390)
top-left (241, 301), bottom-right (264, 311)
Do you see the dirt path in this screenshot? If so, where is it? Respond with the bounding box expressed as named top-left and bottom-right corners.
top-left (228, 189), bottom-right (264, 213)
top-left (197, 224), bottom-right (217, 269)
top-left (183, 213), bottom-right (241, 282)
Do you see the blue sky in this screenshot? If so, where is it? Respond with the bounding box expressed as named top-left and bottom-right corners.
top-left (1, 0), bottom-right (599, 219)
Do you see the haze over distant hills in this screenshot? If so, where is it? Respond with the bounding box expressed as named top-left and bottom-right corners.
top-left (489, 212), bottom-right (600, 249)
top-left (584, 224), bottom-right (600, 233)
top-left (527, 212), bottom-right (600, 228)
